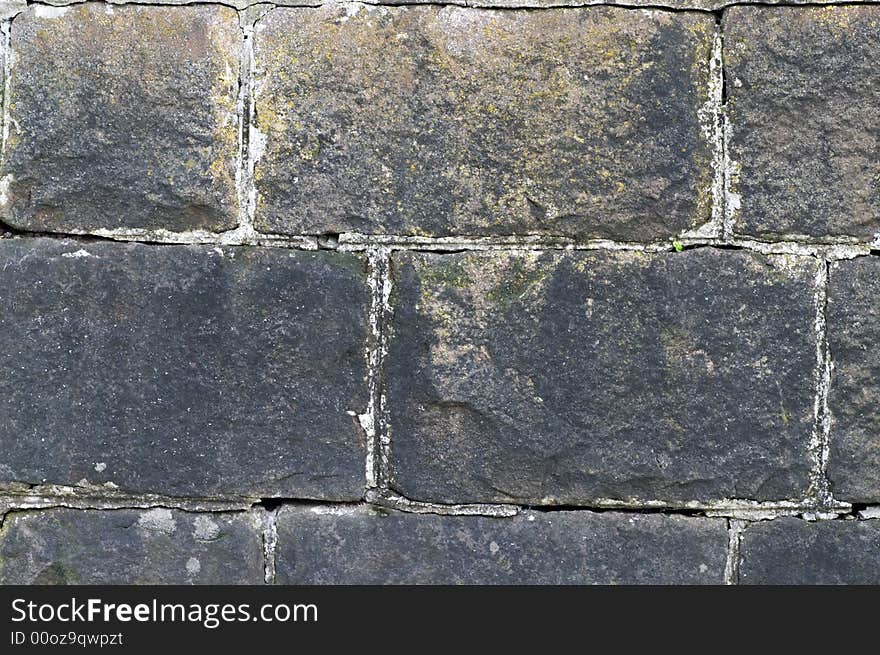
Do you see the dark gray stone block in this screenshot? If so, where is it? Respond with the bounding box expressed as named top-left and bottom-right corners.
top-left (827, 258), bottom-right (880, 502)
top-left (0, 239), bottom-right (368, 499)
top-left (725, 6), bottom-right (880, 240)
top-left (0, 508), bottom-right (263, 584)
top-left (1, 4), bottom-right (241, 232)
top-left (388, 249), bottom-right (816, 505)
top-left (253, 6), bottom-right (714, 240)
top-left (740, 517), bottom-right (880, 585)
top-left (275, 507), bottom-right (728, 584)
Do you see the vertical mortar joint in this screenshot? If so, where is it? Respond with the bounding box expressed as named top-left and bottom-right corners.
top-left (723, 518), bottom-right (745, 585)
top-left (364, 247), bottom-right (392, 491)
top-left (685, 21), bottom-right (725, 242)
top-left (1, 19), bottom-right (13, 168)
top-left (230, 4), bottom-right (272, 245)
top-left (260, 505), bottom-right (278, 585)
top-left (808, 258), bottom-right (834, 509)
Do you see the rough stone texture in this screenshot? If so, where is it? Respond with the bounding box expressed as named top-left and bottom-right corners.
top-left (740, 517), bottom-right (880, 585)
top-left (15, 0), bottom-right (877, 12)
top-left (253, 6), bottom-right (714, 239)
top-left (388, 250), bottom-right (817, 505)
top-left (0, 0), bottom-right (24, 21)
top-left (0, 508), bottom-right (263, 584)
top-left (0, 4), bottom-right (241, 233)
top-left (0, 239), bottom-right (368, 499)
top-left (827, 259), bottom-right (880, 503)
top-left (275, 507), bottom-right (727, 584)
top-left (725, 7), bottom-right (880, 241)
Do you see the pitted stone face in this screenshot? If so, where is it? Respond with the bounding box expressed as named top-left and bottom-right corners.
top-left (828, 258), bottom-right (880, 503)
top-left (725, 6), bottom-right (880, 241)
top-left (387, 249), bottom-right (818, 505)
top-left (252, 6), bottom-right (715, 240)
top-left (739, 518), bottom-right (880, 585)
top-left (0, 1), bottom-right (875, 587)
top-left (273, 507), bottom-right (729, 584)
top-left (0, 4), bottom-right (242, 233)
top-left (0, 509), bottom-right (263, 584)
top-left (0, 239), bottom-right (370, 499)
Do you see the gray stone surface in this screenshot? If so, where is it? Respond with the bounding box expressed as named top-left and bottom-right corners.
top-left (827, 259), bottom-right (880, 503)
top-left (0, 508), bottom-right (263, 584)
top-left (725, 6), bottom-right (880, 240)
top-left (1, 4), bottom-right (241, 233)
top-left (275, 507), bottom-right (727, 584)
top-left (388, 249), bottom-right (816, 505)
top-left (0, 239), bottom-right (368, 499)
top-left (740, 517), bottom-right (880, 585)
top-left (253, 6), bottom-right (714, 239)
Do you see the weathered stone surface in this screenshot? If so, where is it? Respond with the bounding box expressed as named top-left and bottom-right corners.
top-left (0, 508), bottom-right (263, 584)
top-left (0, 1), bottom-right (26, 22)
top-left (471, 0), bottom-right (873, 8)
top-left (725, 7), bottom-right (880, 241)
top-left (827, 259), bottom-right (880, 503)
top-left (275, 507), bottom-right (727, 584)
top-left (1, 4), bottom-right (241, 233)
top-left (21, 0), bottom-right (878, 13)
top-left (0, 239), bottom-right (368, 499)
top-left (471, 0), bottom-right (725, 8)
top-left (740, 517), bottom-right (880, 584)
top-left (253, 6), bottom-right (714, 239)
top-left (388, 250), bottom-right (816, 505)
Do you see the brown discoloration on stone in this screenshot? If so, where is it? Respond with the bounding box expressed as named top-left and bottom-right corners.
top-left (1, 4), bottom-right (241, 232)
top-left (388, 249), bottom-right (817, 505)
top-left (253, 5), bottom-right (714, 240)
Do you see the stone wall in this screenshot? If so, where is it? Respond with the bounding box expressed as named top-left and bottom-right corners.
top-left (0, 0), bottom-right (878, 584)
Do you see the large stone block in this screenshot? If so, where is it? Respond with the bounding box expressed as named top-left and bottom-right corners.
top-left (725, 6), bottom-right (880, 240)
top-left (0, 508), bottom-right (263, 584)
top-left (0, 239), bottom-right (368, 499)
top-left (739, 517), bottom-right (880, 584)
top-left (275, 507), bottom-right (727, 584)
top-left (253, 6), bottom-right (715, 240)
top-left (827, 258), bottom-right (880, 502)
top-left (1, 4), bottom-right (241, 232)
top-left (388, 249), bottom-right (817, 504)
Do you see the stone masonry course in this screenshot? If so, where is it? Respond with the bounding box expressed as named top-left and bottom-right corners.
top-left (0, 1), bottom-right (876, 585)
